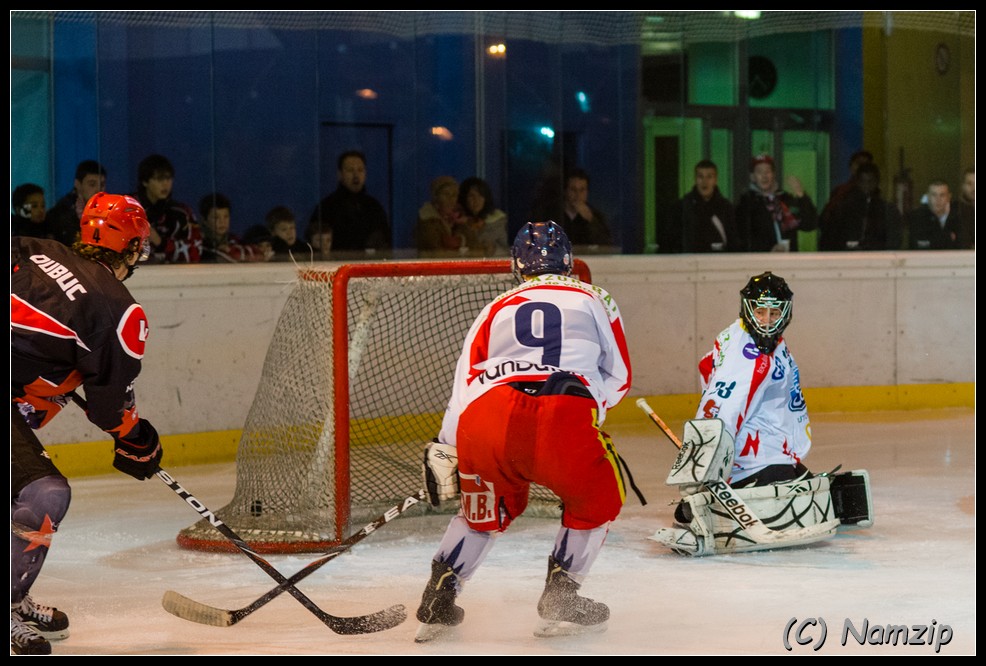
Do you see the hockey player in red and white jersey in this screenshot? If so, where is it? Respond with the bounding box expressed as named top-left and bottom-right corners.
top-left (11, 193), bottom-right (163, 655)
top-left (695, 271), bottom-right (811, 490)
top-left (415, 221), bottom-right (632, 641)
top-left (653, 271), bottom-right (873, 556)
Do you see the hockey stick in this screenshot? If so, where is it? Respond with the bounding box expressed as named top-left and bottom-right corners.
top-left (156, 469), bottom-right (409, 634)
top-left (635, 398), bottom-right (829, 545)
top-left (69, 392), bottom-right (407, 634)
top-left (162, 489), bottom-right (428, 627)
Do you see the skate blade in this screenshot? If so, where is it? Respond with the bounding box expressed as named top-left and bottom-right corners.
top-left (414, 621), bottom-right (456, 643)
top-left (534, 619), bottom-right (608, 638)
top-left (30, 626), bottom-right (70, 641)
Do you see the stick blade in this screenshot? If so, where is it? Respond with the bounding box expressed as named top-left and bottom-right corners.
top-left (162, 590), bottom-right (235, 627)
top-left (329, 604), bottom-right (407, 635)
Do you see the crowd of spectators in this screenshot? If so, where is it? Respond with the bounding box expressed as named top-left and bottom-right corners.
top-left (14, 151), bottom-right (974, 262)
top-left (662, 152), bottom-right (974, 254)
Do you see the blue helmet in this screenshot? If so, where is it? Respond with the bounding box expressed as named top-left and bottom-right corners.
top-left (511, 221), bottom-right (573, 279)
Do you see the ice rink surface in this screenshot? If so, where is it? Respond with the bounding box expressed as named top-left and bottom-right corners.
top-left (28, 408), bottom-right (975, 655)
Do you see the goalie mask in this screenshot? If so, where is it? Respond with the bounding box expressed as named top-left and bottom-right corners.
top-left (740, 271), bottom-right (793, 355)
top-left (511, 220), bottom-right (573, 280)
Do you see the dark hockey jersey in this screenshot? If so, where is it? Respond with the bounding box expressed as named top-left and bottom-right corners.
top-left (11, 236), bottom-right (148, 439)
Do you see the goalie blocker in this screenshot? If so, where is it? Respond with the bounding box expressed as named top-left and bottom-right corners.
top-left (651, 418), bottom-right (873, 556)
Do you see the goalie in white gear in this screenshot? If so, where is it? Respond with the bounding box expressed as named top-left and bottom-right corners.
top-left (696, 271), bottom-right (810, 490)
top-left (652, 271), bottom-right (872, 556)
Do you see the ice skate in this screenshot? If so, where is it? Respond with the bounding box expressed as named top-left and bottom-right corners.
top-left (12, 595), bottom-right (69, 641)
top-left (414, 560), bottom-right (464, 643)
top-left (10, 613), bottom-right (51, 655)
top-left (534, 556), bottom-right (609, 638)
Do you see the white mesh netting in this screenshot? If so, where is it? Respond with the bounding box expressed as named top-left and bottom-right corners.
top-left (177, 261), bottom-right (581, 553)
top-left (20, 11), bottom-right (975, 41)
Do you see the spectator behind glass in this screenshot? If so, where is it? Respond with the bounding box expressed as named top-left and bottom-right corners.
top-left (45, 160), bottom-right (107, 247)
top-left (906, 180), bottom-right (964, 250)
top-left (242, 223), bottom-right (275, 251)
top-left (307, 150), bottom-right (392, 258)
top-left (825, 149), bottom-right (874, 213)
top-left (819, 162), bottom-right (902, 251)
top-left (415, 176), bottom-right (478, 258)
top-left (265, 206), bottom-right (309, 260)
top-left (458, 176), bottom-right (509, 257)
top-left (198, 193), bottom-right (273, 263)
top-left (134, 154), bottom-right (202, 263)
top-left (304, 223), bottom-right (334, 260)
top-left (735, 154), bottom-right (818, 252)
top-left (11, 183), bottom-right (48, 239)
top-left (957, 167), bottom-right (975, 249)
top-left (551, 168), bottom-right (614, 251)
top-left (662, 159), bottom-right (740, 254)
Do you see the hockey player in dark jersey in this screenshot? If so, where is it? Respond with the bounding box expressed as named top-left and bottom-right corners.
top-left (11, 193), bottom-right (163, 655)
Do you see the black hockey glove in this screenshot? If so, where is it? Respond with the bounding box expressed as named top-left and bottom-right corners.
top-left (112, 419), bottom-right (163, 480)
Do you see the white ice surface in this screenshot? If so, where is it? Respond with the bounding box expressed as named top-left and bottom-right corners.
top-left (26, 409), bottom-right (975, 655)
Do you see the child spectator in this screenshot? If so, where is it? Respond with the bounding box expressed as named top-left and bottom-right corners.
top-left (45, 160), bottom-right (107, 247)
top-left (134, 154), bottom-right (202, 263)
top-left (265, 206), bottom-right (310, 260)
top-left (198, 193), bottom-right (273, 263)
top-left (11, 183), bottom-right (49, 238)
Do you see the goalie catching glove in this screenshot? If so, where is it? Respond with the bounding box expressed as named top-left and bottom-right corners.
top-left (423, 439), bottom-right (459, 507)
top-left (112, 418), bottom-right (163, 480)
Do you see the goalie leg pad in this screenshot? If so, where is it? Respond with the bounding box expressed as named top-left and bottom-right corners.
top-left (649, 497), bottom-right (719, 556)
top-left (648, 526), bottom-right (714, 556)
top-left (665, 477), bottom-right (840, 555)
top-left (666, 418), bottom-right (735, 490)
top-left (828, 470), bottom-right (874, 528)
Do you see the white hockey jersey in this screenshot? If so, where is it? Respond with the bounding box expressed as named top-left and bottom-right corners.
top-left (438, 273), bottom-right (631, 447)
top-left (696, 318), bottom-right (811, 484)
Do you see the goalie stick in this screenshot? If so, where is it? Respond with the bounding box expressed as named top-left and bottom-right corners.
top-left (162, 489), bottom-right (428, 627)
top-left (69, 391), bottom-right (407, 635)
top-left (635, 398), bottom-right (832, 545)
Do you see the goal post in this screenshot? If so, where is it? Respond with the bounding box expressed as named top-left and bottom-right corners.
top-left (176, 259), bottom-right (592, 553)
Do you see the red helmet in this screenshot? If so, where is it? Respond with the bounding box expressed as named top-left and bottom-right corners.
top-left (80, 193), bottom-right (151, 258)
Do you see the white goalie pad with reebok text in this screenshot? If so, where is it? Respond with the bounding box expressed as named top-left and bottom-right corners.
top-left (652, 475), bottom-right (841, 556)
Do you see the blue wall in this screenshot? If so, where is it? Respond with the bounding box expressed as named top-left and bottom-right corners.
top-left (20, 13), bottom-right (642, 251)
top-left (830, 28), bottom-right (865, 190)
top-left (12, 13), bottom-right (900, 255)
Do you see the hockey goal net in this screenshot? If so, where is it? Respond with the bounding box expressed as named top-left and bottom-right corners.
top-left (177, 259), bottom-right (592, 553)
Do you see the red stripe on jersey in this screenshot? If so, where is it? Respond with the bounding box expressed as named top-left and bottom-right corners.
top-left (466, 293), bottom-right (529, 385)
top-left (608, 315), bottom-right (632, 394)
top-left (698, 350), bottom-right (715, 386)
top-left (10, 294), bottom-right (91, 351)
top-left (745, 352), bottom-right (772, 417)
